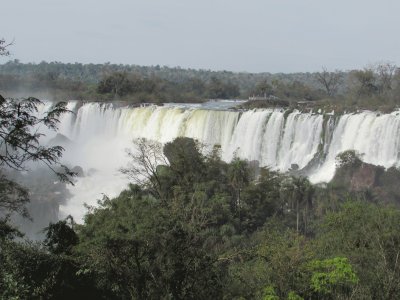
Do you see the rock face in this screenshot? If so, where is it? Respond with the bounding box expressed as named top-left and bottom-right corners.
top-left (330, 156), bottom-right (400, 205)
top-left (350, 164), bottom-right (380, 191)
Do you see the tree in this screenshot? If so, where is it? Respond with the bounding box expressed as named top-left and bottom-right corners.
top-left (97, 72), bottom-right (132, 97)
top-left (309, 257), bottom-right (358, 297)
top-left (0, 39), bottom-right (74, 217)
top-left (240, 168), bottom-right (283, 233)
top-left (0, 97), bottom-right (74, 216)
top-left (375, 62), bottom-right (397, 94)
top-left (78, 185), bottom-right (223, 299)
top-left (0, 97), bottom-right (70, 174)
top-left (280, 176), bottom-right (314, 234)
top-left (228, 157), bottom-right (250, 230)
top-left (315, 67), bottom-right (343, 97)
top-left (163, 137), bottom-right (206, 188)
top-left (253, 80), bottom-right (274, 98)
top-left (315, 201), bottom-right (400, 299)
top-left (335, 150), bottom-right (362, 168)
top-left (1, 233), bottom-right (105, 299)
top-left (0, 175), bottom-right (30, 217)
top-left (0, 38), bottom-right (12, 57)
top-left (350, 68), bottom-right (378, 97)
top-left (207, 77), bottom-right (240, 99)
top-left (44, 215), bottom-right (78, 255)
top-left (120, 138), bottom-right (168, 199)
top-left (349, 63), bottom-right (398, 99)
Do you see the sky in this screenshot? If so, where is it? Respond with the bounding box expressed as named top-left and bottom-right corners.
top-left (1, 0), bottom-right (400, 73)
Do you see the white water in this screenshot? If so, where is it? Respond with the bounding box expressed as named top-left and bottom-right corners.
top-left (43, 101), bottom-right (400, 222)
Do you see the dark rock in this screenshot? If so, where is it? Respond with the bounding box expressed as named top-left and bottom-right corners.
top-left (350, 163), bottom-right (379, 191)
top-left (47, 133), bottom-right (73, 148)
top-left (71, 165), bottom-right (84, 177)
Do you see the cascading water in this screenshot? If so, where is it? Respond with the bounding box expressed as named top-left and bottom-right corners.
top-left (44, 101), bottom-right (400, 222)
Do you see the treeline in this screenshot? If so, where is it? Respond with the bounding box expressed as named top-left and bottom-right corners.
top-left (244, 63), bottom-right (400, 111)
top-left (0, 60), bottom-right (257, 102)
top-left (96, 72), bottom-right (240, 103)
top-left (1, 60), bottom-right (400, 109)
top-left (2, 138), bottom-right (400, 299)
top-left (0, 61), bottom-right (333, 103)
top-left (0, 64), bottom-right (241, 103)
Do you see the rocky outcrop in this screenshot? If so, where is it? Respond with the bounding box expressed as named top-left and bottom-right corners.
top-left (330, 155), bottom-right (400, 205)
top-left (350, 163), bottom-right (381, 191)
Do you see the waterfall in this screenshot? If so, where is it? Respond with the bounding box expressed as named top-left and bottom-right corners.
top-left (310, 111), bottom-right (400, 182)
top-left (48, 101), bottom-right (400, 222)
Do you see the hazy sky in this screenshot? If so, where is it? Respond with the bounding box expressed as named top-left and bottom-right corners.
top-left (1, 0), bottom-right (400, 73)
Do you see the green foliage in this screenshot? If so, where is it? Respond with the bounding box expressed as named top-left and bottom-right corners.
top-left (335, 150), bottom-right (362, 168)
top-left (0, 176), bottom-right (29, 217)
top-left (0, 41), bottom-right (87, 298)
top-left (77, 186), bottom-right (223, 299)
top-left (2, 60), bottom-right (400, 110)
top-left (279, 176), bottom-right (314, 234)
top-left (315, 201), bottom-right (400, 299)
top-left (0, 97), bottom-right (73, 178)
top-left (249, 78), bottom-right (324, 102)
top-left (309, 257), bottom-right (358, 295)
top-left (44, 216), bottom-right (78, 255)
top-left (74, 138), bottom-right (316, 299)
top-left (97, 72), bottom-right (133, 97)
top-left (92, 71), bottom-right (241, 102)
top-left (163, 137), bottom-right (206, 186)
top-left (1, 271), bottom-right (31, 300)
top-left (263, 286), bottom-right (279, 300)
top-left (0, 96), bottom-right (75, 241)
top-left (351, 69), bottom-right (378, 97)
top-left (3, 136), bottom-right (400, 299)
top-left (0, 62), bottom-right (76, 238)
top-left (287, 291), bottom-right (303, 300)
top-left (0, 218), bottom-right (23, 240)
top-left (0, 239), bottom-right (106, 299)
top-left (207, 76), bottom-right (240, 99)
top-left (253, 80), bottom-right (274, 97)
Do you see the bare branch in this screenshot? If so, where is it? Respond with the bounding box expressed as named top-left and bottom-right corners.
top-left (120, 138), bottom-right (168, 199)
top-left (0, 38), bottom-right (13, 57)
top-left (315, 67), bottom-right (343, 97)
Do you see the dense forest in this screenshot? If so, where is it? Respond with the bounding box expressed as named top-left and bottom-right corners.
top-left (2, 135), bottom-right (400, 299)
top-left (1, 60), bottom-right (400, 111)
